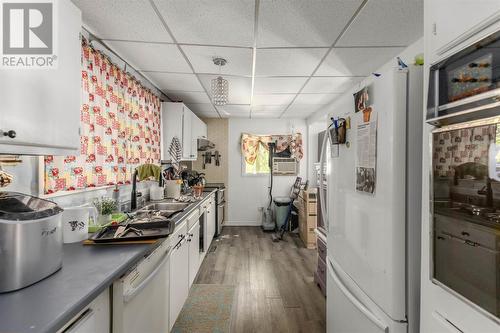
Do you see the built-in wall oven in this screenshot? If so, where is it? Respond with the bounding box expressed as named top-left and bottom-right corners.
top-left (428, 29), bottom-right (500, 321)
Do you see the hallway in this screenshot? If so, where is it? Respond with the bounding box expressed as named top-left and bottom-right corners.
top-left (194, 227), bottom-right (326, 333)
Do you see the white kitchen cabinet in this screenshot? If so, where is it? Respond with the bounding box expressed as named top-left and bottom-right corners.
top-left (0, 0), bottom-right (81, 155)
top-left (182, 108), bottom-right (194, 160)
top-left (161, 102), bottom-right (183, 161)
top-left (169, 220), bottom-right (189, 330)
top-left (425, 0), bottom-right (500, 63)
top-left (161, 102), bottom-right (206, 161)
top-left (188, 220), bottom-right (200, 287)
top-left (192, 116), bottom-right (207, 140)
top-left (58, 288), bottom-right (110, 333)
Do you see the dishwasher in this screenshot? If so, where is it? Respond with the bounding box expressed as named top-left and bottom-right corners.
top-left (112, 239), bottom-right (171, 333)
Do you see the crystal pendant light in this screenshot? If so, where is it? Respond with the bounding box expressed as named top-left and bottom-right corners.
top-left (211, 57), bottom-right (228, 106)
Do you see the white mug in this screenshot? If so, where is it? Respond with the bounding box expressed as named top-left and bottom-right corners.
top-left (62, 205), bottom-right (97, 243)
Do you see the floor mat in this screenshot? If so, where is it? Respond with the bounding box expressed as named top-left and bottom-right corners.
top-left (172, 284), bottom-right (235, 333)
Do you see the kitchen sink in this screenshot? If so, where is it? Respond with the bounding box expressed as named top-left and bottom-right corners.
top-left (142, 202), bottom-right (190, 211)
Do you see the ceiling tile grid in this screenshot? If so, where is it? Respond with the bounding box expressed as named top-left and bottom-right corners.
top-left (73, 0), bottom-right (424, 119)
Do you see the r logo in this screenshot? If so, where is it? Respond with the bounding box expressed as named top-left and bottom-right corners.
top-left (2, 2), bottom-right (53, 54)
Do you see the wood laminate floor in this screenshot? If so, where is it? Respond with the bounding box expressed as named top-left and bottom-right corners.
top-left (194, 227), bottom-right (326, 333)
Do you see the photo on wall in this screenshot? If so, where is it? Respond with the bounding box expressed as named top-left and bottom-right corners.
top-left (353, 85), bottom-right (373, 113)
top-left (356, 167), bottom-right (376, 194)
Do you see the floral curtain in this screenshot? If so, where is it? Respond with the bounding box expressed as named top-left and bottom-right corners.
top-left (44, 38), bottom-right (161, 194)
top-left (241, 133), bottom-right (303, 165)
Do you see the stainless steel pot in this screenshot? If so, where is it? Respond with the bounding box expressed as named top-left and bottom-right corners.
top-left (0, 192), bottom-right (63, 293)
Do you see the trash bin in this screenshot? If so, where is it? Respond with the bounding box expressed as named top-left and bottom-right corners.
top-left (274, 197), bottom-right (292, 229)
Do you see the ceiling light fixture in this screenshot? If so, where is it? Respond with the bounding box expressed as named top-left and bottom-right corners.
top-left (211, 57), bottom-right (228, 106)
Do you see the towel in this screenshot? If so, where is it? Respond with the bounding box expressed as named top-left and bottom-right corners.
top-left (168, 136), bottom-right (182, 169)
top-left (136, 164), bottom-right (161, 181)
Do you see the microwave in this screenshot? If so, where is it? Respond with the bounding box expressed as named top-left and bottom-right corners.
top-left (427, 30), bottom-right (500, 126)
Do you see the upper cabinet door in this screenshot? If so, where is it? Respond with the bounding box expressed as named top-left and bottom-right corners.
top-left (426, 0), bottom-right (500, 63)
top-left (0, 0), bottom-right (82, 155)
top-left (182, 107), bottom-right (193, 160)
top-left (161, 102), bottom-right (183, 161)
top-left (192, 116), bottom-right (207, 140)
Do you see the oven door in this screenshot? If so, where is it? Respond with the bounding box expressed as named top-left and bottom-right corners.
top-left (431, 116), bottom-right (500, 320)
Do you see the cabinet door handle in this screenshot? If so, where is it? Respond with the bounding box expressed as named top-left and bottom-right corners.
top-left (1, 130), bottom-right (16, 139)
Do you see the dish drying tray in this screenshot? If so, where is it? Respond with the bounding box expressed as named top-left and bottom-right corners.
top-left (89, 219), bottom-right (175, 243)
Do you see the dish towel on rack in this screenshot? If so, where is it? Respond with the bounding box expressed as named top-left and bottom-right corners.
top-left (168, 136), bottom-right (182, 169)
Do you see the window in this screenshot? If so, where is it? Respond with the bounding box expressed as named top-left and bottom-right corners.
top-left (244, 142), bottom-right (271, 175)
top-left (42, 38), bottom-right (161, 195)
top-left (241, 133), bottom-right (304, 175)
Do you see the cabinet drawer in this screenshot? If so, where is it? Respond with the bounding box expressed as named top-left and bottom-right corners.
top-left (435, 214), bottom-right (499, 250)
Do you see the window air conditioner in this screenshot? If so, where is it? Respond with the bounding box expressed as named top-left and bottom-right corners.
top-left (272, 157), bottom-right (298, 176)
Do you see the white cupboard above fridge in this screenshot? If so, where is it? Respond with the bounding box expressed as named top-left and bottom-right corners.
top-left (161, 102), bottom-right (207, 161)
top-left (0, 0), bottom-right (82, 156)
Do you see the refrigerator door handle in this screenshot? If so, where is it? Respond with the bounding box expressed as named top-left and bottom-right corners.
top-left (318, 126), bottom-right (330, 230)
top-left (328, 260), bottom-right (389, 333)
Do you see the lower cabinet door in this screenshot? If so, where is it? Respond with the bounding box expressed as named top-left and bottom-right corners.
top-left (188, 221), bottom-right (200, 287)
top-left (169, 239), bottom-right (189, 330)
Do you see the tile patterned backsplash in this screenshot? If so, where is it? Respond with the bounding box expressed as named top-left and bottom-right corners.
top-left (433, 124), bottom-right (496, 177)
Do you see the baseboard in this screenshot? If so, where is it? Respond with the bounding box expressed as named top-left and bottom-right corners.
top-left (224, 220), bottom-right (262, 227)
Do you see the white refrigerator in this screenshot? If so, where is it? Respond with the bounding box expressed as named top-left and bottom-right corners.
top-left (323, 65), bottom-right (423, 333)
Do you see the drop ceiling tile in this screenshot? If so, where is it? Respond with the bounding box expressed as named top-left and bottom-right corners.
top-left (316, 47), bottom-right (405, 76)
top-left (198, 75), bottom-right (251, 105)
top-left (106, 41), bottom-right (191, 72)
top-left (337, 0), bottom-right (423, 47)
top-left (167, 91), bottom-right (211, 104)
top-left (252, 94), bottom-right (296, 106)
top-left (182, 45), bottom-right (253, 76)
top-left (255, 48), bottom-right (327, 76)
top-left (229, 112), bottom-right (251, 118)
top-left (251, 111), bottom-right (283, 119)
top-left (258, 0), bottom-right (363, 47)
top-left (303, 77), bottom-right (362, 94)
top-left (73, 0), bottom-right (172, 42)
top-left (285, 104), bottom-right (324, 117)
top-left (251, 105), bottom-right (288, 112)
top-left (219, 105), bottom-right (251, 114)
top-left (254, 77), bottom-right (308, 94)
top-left (186, 103), bottom-right (216, 113)
top-left (153, 0), bottom-right (255, 46)
top-left (294, 93), bottom-right (340, 105)
top-left (142, 73), bottom-right (203, 92)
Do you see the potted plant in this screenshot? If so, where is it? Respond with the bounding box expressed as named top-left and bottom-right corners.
top-left (93, 197), bottom-right (117, 225)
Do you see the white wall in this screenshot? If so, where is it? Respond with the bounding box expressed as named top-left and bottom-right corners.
top-left (227, 118), bottom-right (307, 226)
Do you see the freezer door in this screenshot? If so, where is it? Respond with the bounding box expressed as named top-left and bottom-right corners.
top-left (327, 258), bottom-right (407, 333)
top-left (328, 69), bottom-right (409, 320)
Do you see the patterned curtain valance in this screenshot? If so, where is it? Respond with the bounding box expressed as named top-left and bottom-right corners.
top-left (44, 38), bottom-right (161, 194)
top-left (241, 133), bottom-right (303, 165)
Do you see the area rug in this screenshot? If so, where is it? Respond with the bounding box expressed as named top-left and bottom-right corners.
top-left (171, 284), bottom-right (235, 333)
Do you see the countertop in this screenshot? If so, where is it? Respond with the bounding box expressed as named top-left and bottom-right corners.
top-left (0, 189), bottom-right (216, 333)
